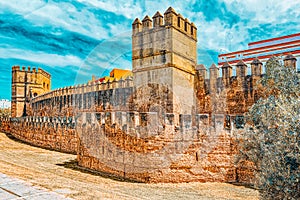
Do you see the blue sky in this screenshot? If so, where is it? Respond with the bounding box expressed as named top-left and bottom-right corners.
top-left (0, 0), bottom-right (299, 100)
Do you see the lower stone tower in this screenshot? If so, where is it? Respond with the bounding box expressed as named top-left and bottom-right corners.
top-left (11, 66), bottom-right (51, 117)
top-left (132, 7), bottom-right (197, 118)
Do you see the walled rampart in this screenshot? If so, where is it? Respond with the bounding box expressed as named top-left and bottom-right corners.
top-left (75, 112), bottom-right (253, 183)
top-left (0, 111), bottom-right (254, 183)
top-left (29, 77), bottom-right (134, 117)
top-left (4, 56), bottom-right (297, 183)
top-left (0, 116), bottom-right (77, 154)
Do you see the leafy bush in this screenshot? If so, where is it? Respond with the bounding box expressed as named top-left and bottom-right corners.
top-left (237, 57), bottom-right (300, 199)
top-left (0, 108), bottom-right (10, 118)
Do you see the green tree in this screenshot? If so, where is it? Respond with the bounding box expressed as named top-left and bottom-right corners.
top-left (0, 108), bottom-right (10, 118)
top-left (237, 57), bottom-right (300, 199)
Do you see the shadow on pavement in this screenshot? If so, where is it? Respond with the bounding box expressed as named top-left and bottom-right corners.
top-left (56, 159), bottom-right (143, 184)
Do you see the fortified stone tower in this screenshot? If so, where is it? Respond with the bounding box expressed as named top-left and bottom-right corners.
top-left (132, 7), bottom-right (197, 116)
top-left (11, 66), bottom-right (51, 117)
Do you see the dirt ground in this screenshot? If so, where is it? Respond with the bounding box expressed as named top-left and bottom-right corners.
top-left (0, 132), bottom-right (259, 200)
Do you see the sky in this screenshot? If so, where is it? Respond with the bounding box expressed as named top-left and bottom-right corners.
top-left (0, 0), bottom-right (300, 100)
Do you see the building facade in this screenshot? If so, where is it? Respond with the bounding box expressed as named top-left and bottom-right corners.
top-left (11, 66), bottom-right (51, 117)
top-left (218, 33), bottom-right (300, 68)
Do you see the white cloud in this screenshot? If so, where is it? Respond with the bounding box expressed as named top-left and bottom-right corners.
top-left (26, 2), bottom-right (109, 39)
top-left (0, 0), bottom-right (47, 15)
top-left (75, 35), bottom-right (132, 81)
top-left (1, 0), bottom-right (299, 68)
top-left (1, 1), bottom-right (110, 40)
top-left (0, 48), bottom-right (83, 67)
top-left (224, 0), bottom-right (300, 23)
top-left (76, 0), bottom-right (144, 19)
top-left (181, 0), bottom-right (300, 56)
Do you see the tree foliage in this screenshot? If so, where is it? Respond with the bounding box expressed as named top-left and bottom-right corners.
top-left (237, 57), bottom-right (300, 199)
top-left (0, 108), bottom-right (10, 118)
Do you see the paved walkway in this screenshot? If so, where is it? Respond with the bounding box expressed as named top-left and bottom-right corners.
top-left (0, 132), bottom-right (259, 200)
top-left (0, 173), bottom-right (72, 200)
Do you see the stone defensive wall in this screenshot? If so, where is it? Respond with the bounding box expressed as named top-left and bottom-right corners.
top-left (0, 116), bottom-right (77, 154)
top-left (0, 111), bottom-right (254, 183)
top-left (3, 55), bottom-right (297, 183)
top-left (29, 77), bottom-right (134, 116)
top-left (29, 55), bottom-right (298, 118)
top-left (76, 111), bottom-right (254, 183)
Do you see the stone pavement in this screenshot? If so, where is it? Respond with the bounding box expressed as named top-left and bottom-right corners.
top-left (0, 173), bottom-right (72, 200)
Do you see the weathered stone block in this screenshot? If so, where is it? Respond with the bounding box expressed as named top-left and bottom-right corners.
top-left (179, 114), bottom-right (192, 130)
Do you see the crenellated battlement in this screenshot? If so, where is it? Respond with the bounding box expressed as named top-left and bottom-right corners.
top-left (74, 111), bottom-right (244, 134)
top-left (31, 75), bottom-right (133, 103)
top-left (38, 68), bottom-right (51, 79)
top-left (7, 111), bottom-right (243, 132)
top-left (204, 55), bottom-right (297, 82)
top-left (12, 65), bottom-right (20, 71)
top-left (132, 7), bottom-right (197, 40)
top-left (12, 65), bottom-right (36, 72)
top-left (29, 75), bottom-right (134, 117)
top-left (12, 66), bottom-right (51, 79)
top-left (194, 55), bottom-right (299, 115)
